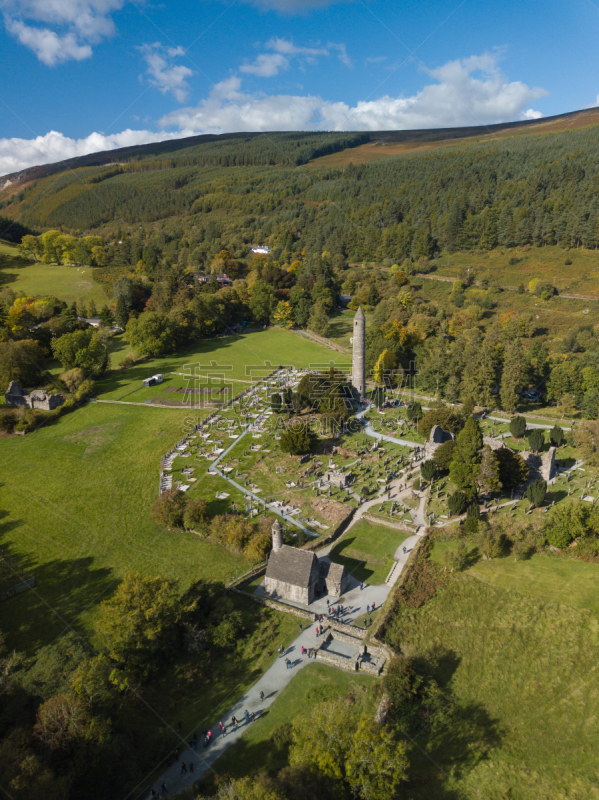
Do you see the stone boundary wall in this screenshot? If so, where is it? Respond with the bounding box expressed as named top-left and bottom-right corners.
top-left (226, 563), bottom-right (267, 590)
top-left (370, 536), bottom-right (425, 645)
top-left (295, 328), bottom-right (350, 354)
top-left (301, 506), bottom-right (356, 553)
top-left (326, 618), bottom-right (368, 640)
top-left (361, 513), bottom-right (414, 532)
top-left (228, 586), bottom-right (314, 621)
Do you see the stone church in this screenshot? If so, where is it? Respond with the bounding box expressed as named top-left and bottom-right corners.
top-left (264, 520), bottom-right (349, 605)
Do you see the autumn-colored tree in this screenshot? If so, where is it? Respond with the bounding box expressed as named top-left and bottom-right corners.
top-left (373, 349), bottom-right (395, 385)
top-left (183, 498), bottom-right (208, 531)
top-left (151, 488), bottom-right (187, 529)
top-left (33, 693), bottom-right (88, 751)
top-left (272, 300), bottom-right (294, 329)
top-left (95, 571), bottom-right (179, 675)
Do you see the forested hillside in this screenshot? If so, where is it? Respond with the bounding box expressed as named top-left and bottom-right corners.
top-left (3, 123), bottom-right (599, 259)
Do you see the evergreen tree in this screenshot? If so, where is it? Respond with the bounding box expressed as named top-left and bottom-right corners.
top-left (525, 479), bottom-right (547, 508)
top-left (449, 416), bottom-right (483, 498)
top-left (509, 415), bottom-right (527, 439)
top-left (115, 295), bottom-right (129, 328)
top-left (527, 428), bottom-right (544, 454)
top-left (500, 339), bottom-right (525, 413)
top-left (549, 425), bottom-right (564, 447)
top-left (477, 445), bottom-right (502, 494)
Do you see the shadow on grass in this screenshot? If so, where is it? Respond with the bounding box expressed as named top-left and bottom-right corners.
top-left (328, 536), bottom-right (376, 582)
top-left (0, 526), bottom-right (116, 652)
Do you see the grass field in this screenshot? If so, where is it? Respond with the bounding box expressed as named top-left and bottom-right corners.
top-left (432, 245), bottom-right (599, 300)
top-left (96, 327), bottom-right (352, 401)
top-left (387, 564), bottom-right (599, 799)
top-left (0, 402), bottom-right (249, 654)
top-left (195, 663), bottom-right (376, 790)
top-left (329, 518), bottom-right (409, 584)
top-left (0, 250), bottom-right (109, 305)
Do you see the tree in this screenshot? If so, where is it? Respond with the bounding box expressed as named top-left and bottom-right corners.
top-left (151, 488), bottom-right (187, 528)
top-left (249, 280), bottom-right (275, 323)
top-left (345, 716), bottom-right (409, 800)
top-left (213, 778), bottom-right (283, 800)
top-left (573, 421), bottom-right (599, 466)
top-left (115, 295), bottom-right (129, 329)
top-left (496, 447), bottom-right (529, 489)
top-left (95, 571), bottom-right (179, 675)
top-left (477, 445), bottom-right (502, 494)
top-left (51, 329), bottom-right (107, 377)
top-left (0, 339), bottom-right (46, 391)
top-left (272, 300), bottom-right (294, 329)
top-left (445, 540), bottom-right (469, 570)
top-left (477, 524), bottom-right (506, 559)
top-left (33, 693), bottom-right (88, 751)
top-left (526, 479), bottom-right (547, 507)
top-left (406, 401), bottom-right (423, 423)
top-left (421, 460), bottom-right (436, 481)
top-left (308, 301), bottom-right (330, 337)
top-left (280, 423), bottom-right (317, 455)
top-left (526, 428), bottom-right (544, 454)
top-left (60, 367), bottom-right (85, 392)
top-left (183, 498), bottom-right (208, 531)
top-left (125, 312), bottom-right (174, 357)
top-left (462, 396), bottom-right (475, 416)
top-left (98, 305), bottom-right (114, 326)
top-left (419, 408), bottom-right (464, 440)
top-left (18, 234), bottom-right (43, 261)
top-left (500, 339), bottom-right (525, 413)
top-left (510, 415), bottom-right (527, 439)
top-left (432, 439), bottom-right (456, 471)
top-left (271, 392), bottom-right (282, 413)
top-left (449, 416), bottom-right (483, 498)
top-left (448, 490), bottom-right (468, 516)
top-left (545, 500), bottom-right (588, 548)
top-left (373, 349), bottom-right (395, 385)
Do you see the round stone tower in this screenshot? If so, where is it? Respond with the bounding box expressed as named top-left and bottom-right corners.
top-left (271, 519), bottom-right (283, 553)
top-left (351, 306), bottom-right (366, 400)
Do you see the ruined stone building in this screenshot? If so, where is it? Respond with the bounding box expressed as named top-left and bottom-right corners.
top-left (5, 381), bottom-right (64, 411)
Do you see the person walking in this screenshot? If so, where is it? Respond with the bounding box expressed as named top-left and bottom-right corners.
top-left (315, 626), bottom-right (320, 636)
top-left (219, 721), bottom-right (224, 734)
top-left (189, 763), bottom-right (194, 774)
top-left (181, 762), bottom-right (187, 774)
top-left (366, 604), bottom-right (370, 614)
top-left (161, 784), bottom-right (168, 796)
top-left (285, 657), bottom-right (291, 669)
top-left (299, 623), bottom-right (303, 633)
top-left (260, 690), bottom-right (265, 702)
top-left (244, 710), bottom-right (249, 723)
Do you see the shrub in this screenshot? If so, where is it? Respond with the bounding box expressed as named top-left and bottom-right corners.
top-left (271, 393), bottom-right (282, 413)
top-left (412, 476), bottom-right (421, 491)
top-left (478, 526), bottom-right (506, 559)
top-left (463, 517), bottom-right (479, 534)
top-left (420, 460), bottom-right (437, 481)
top-left (527, 428), bottom-right (544, 453)
top-left (120, 353), bottom-right (139, 368)
top-left (448, 490), bottom-right (468, 516)
top-left (433, 439), bottom-right (456, 471)
top-left (466, 502), bottom-right (480, 519)
top-left (151, 488), bottom-right (187, 529)
top-left (60, 367), bottom-right (86, 392)
top-left (509, 415), bottom-right (527, 439)
top-left (280, 423), bottom-right (317, 455)
top-left (549, 425), bottom-right (564, 447)
top-left (183, 498), bottom-right (208, 531)
top-left (0, 410), bottom-right (17, 433)
top-left (526, 479), bottom-right (547, 508)
top-left (74, 378), bottom-right (95, 402)
top-left (512, 537), bottom-right (536, 561)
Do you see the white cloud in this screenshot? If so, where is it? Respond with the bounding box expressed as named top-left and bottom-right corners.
top-left (241, 37), bottom-right (350, 77)
top-left (0, 129), bottom-right (192, 176)
top-left (240, 53), bottom-right (289, 77)
top-left (366, 56), bottom-right (387, 64)
top-left (5, 19), bottom-right (92, 66)
top-left (160, 52), bottom-right (547, 133)
top-left (0, 52), bottom-right (548, 176)
top-left (139, 43), bottom-right (194, 102)
top-left (3, 0), bottom-right (124, 65)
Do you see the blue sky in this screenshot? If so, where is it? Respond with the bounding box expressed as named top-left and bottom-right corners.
top-left (1, 0), bottom-right (599, 174)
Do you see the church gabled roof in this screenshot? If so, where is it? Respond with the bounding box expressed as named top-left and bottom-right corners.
top-left (266, 545), bottom-right (319, 588)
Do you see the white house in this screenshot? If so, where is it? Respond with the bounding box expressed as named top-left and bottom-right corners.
top-left (250, 245), bottom-right (271, 255)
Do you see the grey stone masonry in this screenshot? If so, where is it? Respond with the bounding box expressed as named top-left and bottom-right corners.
top-left (351, 307), bottom-right (366, 400)
top-left (5, 381), bottom-right (64, 411)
